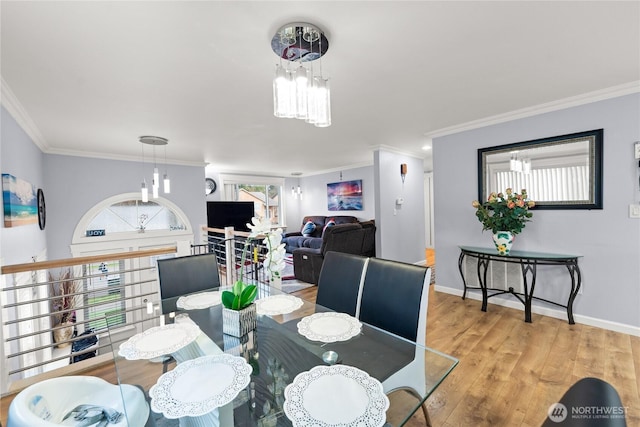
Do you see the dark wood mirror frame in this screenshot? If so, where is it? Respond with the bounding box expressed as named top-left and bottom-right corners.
top-left (478, 129), bottom-right (603, 210)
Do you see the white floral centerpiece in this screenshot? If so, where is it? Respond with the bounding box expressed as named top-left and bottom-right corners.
top-left (246, 216), bottom-right (286, 286)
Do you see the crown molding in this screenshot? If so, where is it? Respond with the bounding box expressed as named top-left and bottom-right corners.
top-left (1, 77), bottom-right (49, 151)
top-left (370, 144), bottom-right (426, 159)
top-left (425, 81), bottom-right (640, 139)
top-left (300, 160), bottom-right (374, 178)
top-left (46, 147), bottom-right (206, 167)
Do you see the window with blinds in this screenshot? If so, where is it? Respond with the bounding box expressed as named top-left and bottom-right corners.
top-left (83, 260), bottom-right (125, 330)
top-left (495, 165), bottom-right (589, 202)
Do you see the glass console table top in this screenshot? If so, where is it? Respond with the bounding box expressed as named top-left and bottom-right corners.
top-left (459, 245), bottom-right (582, 259)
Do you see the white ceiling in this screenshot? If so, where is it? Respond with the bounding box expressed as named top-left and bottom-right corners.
top-left (1, 1), bottom-right (639, 176)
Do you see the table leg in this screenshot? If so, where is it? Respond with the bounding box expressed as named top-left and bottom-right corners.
top-left (458, 252), bottom-right (468, 300)
top-left (477, 255), bottom-right (490, 312)
top-left (565, 262), bottom-right (581, 325)
top-left (521, 262), bottom-right (537, 323)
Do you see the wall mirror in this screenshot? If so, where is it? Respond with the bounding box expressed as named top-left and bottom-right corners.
top-left (478, 129), bottom-right (603, 209)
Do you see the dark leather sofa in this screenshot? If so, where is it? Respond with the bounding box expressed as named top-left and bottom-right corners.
top-left (283, 215), bottom-right (360, 252)
top-left (291, 219), bottom-right (376, 284)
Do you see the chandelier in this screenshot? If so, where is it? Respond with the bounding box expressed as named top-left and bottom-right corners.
top-left (139, 136), bottom-right (170, 203)
top-left (510, 151), bottom-right (531, 174)
top-left (271, 23), bottom-right (331, 127)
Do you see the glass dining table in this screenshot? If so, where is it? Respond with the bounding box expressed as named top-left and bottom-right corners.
top-left (105, 285), bottom-right (458, 427)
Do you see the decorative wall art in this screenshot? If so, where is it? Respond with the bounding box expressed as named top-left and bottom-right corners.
top-left (2, 174), bottom-right (38, 227)
top-left (327, 179), bottom-right (363, 211)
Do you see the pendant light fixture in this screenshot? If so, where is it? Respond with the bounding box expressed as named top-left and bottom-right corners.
top-left (139, 136), bottom-right (170, 201)
top-left (291, 185), bottom-right (302, 200)
top-left (271, 23), bottom-right (331, 127)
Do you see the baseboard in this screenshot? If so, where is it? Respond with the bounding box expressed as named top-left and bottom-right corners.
top-left (434, 285), bottom-right (640, 337)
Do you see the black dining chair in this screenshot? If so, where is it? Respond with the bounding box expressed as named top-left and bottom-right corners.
top-left (156, 252), bottom-right (221, 314)
top-left (315, 251), bottom-right (369, 316)
top-left (541, 377), bottom-right (627, 426)
top-left (358, 257), bottom-right (432, 425)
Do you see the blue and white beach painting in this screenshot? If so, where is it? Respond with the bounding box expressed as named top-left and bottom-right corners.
top-left (2, 174), bottom-right (38, 227)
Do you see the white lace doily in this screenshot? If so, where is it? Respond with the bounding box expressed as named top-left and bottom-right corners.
top-left (255, 294), bottom-right (303, 315)
top-left (297, 312), bottom-right (362, 343)
top-left (176, 291), bottom-right (222, 310)
top-left (118, 323), bottom-right (201, 360)
top-left (283, 364), bottom-right (389, 427)
top-left (149, 354), bottom-right (252, 418)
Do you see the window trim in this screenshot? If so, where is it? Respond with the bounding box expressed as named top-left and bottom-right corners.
top-left (71, 192), bottom-right (193, 244)
top-left (218, 174), bottom-right (286, 225)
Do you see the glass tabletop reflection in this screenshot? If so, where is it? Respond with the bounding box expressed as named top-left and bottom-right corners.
top-left (105, 284), bottom-right (457, 427)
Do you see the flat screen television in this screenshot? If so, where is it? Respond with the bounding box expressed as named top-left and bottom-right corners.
top-left (207, 201), bottom-right (254, 232)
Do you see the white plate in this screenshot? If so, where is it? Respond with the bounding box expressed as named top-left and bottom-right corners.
top-left (118, 323), bottom-right (201, 360)
top-left (149, 354), bottom-right (252, 418)
top-left (283, 365), bottom-right (389, 427)
top-left (177, 291), bottom-right (222, 310)
top-left (255, 294), bottom-right (303, 315)
top-left (297, 312), bottom-right (362, 343)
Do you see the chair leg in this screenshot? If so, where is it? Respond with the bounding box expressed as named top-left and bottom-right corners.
top-left (420, 401), bottom-right (432, 427)
top-left (387, 388), bottom-right (432, 427)
top-left (406, 389), bottom-right (432, 427)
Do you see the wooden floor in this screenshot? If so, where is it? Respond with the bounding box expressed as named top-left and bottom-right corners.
top-left (2, 285), bottom-right (638, 426)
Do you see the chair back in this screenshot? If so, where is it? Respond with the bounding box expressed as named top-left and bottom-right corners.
top-left (156, 252), bottom-right (220, 313)
top-left (359, 258), bottom-right (430, 343)
top-left (316, 251), bottom-right (369, 317)
top-left (541, 377), bottom-right (627, 426)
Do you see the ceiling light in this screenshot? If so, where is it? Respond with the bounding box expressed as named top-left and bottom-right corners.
top-left (139, 136), bottom-right (170, 201)
top-left (271, 22), bottom-right (331, 127)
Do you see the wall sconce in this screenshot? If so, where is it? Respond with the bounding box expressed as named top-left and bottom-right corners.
top-left (292, 185), bottom-right (303, 200)
top-left (400, 164), bottom-right (408, 183)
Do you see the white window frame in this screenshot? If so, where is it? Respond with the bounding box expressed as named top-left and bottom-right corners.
top-left (218, 174), bottom-right (286, 226)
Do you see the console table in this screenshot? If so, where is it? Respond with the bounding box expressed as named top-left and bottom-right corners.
top-left (458, 246), bottom-right (582, 324)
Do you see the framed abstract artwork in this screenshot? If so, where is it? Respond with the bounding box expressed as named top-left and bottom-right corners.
top-left (2, 174), bottom-right (38, 227)
top-left (327, 179), bottom-right (363, 211)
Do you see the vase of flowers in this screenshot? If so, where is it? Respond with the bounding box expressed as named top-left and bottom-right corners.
top-left (221, 217), bottom-right (286, 336)
top-left (472, 188), bottom-right (535, 255)
top-left (49, 268), bottom-right (79, 347)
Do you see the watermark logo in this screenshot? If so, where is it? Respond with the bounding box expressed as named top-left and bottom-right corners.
top-left (547, 403), bottom-right (568, 423)
top-left (547, 403), bottom-right (628, 423)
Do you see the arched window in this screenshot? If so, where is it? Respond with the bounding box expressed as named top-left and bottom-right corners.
top-left (71, 193), bottom-right (194, 331)
top-left (72, 193), bottom-right (192, 243)
top-left (86, 199), bottom-right (186, 233)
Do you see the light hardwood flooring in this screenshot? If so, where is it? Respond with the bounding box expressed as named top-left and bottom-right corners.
top-left (2, 285), bottom-right (638, 426)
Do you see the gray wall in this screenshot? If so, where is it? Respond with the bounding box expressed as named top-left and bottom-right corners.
top-left (1, 106), bottom-right (47, 265)
top-left (2, 105), bottom-right (207, 263)
top-left (374, 149), bottom-right (426, 263)
top-left (291, 166), bottom-right (376, 229)
top-left (433, 93), bottom-right (640, 328)
top-left (44, 155), bottom-right (207, 259)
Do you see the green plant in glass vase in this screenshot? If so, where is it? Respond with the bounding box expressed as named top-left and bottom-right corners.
top-left (472, 188), bottom-right (535, 235)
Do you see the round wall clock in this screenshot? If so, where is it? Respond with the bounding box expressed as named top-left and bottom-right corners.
top-left (37, 188), bottom-right (46, 230)
top-left (205, 178), bottom-right (217, 195)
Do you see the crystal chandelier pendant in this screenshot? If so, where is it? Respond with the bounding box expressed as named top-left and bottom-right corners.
top-left (314, 78), bottom-right (331, 128)
top-left (271, 22), bottom-right (330, 127)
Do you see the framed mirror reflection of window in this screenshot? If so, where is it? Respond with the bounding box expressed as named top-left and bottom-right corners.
top-left (478, 129), bottom-right (603, 209)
